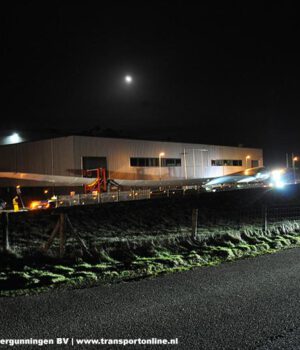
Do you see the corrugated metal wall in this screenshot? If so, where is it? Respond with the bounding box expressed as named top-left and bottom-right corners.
top-left (73, 136), bottom-right (263, 180)
top-left (0, 136), bottom-right (74, 175)
top-left (0, 135), bottom-right (263, 182)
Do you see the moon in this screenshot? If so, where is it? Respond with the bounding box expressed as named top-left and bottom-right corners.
top-left (124, 75), bottom-right (133, 84)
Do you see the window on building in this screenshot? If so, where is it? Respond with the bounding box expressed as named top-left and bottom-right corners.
top-left (130, 158), bottom-right (138, 166)
top-left (211, 159), bottom-right (242, 166)
top-left (130, 157), bottom-right (181, 167)
top-left (232, 160), bottom-right (242, 166)
top-left (163, 158), bottom-right (181, 167)
top-left (251, 160), bottom-right (259, 168)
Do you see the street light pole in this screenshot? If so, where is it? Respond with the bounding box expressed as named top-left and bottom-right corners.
top-left (159, 152), bottom-right (165, 181)
top-left (245, 155), bottom-right (251, 169)
top-left (292, 154), bottom-right (298, 184)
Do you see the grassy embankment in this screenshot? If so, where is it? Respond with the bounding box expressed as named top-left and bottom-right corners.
top-left (2, 187), bottom-right (300, 296)
top-left (1, 219), bottom-right (300, 297)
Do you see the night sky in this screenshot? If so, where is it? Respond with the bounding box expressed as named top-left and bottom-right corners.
top-left (2, 2), bottom-right (300, 165)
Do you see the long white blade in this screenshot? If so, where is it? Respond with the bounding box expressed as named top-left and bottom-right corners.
top-left (0, 172), bottom-right (96, 186)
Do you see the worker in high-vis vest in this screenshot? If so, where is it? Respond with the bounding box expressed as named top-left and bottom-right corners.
top-left (13, 196), bottom-right (19, 212)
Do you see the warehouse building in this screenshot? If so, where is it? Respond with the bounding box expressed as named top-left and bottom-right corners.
top-left (0, 135), bottom-right (263, 187)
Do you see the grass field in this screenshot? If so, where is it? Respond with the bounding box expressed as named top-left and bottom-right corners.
top-left (1, 186), bottom-right (300, 296)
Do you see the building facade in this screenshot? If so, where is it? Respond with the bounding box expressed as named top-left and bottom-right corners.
top-left (0, 136), bottom-right (263, 185)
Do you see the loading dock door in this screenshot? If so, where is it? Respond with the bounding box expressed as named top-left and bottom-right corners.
top-left (82, 156), bottom-right (107, 171)
top-left (251, 160), bottom-right (259, 168)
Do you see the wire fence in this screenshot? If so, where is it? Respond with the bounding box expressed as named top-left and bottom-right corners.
top-left (2, 202), bottom-right (300, 253)
top-left (195, 205), bottom-right (300, 232)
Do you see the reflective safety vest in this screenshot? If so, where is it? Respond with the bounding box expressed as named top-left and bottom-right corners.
top-left (13, 197), bottom-right (19, 212)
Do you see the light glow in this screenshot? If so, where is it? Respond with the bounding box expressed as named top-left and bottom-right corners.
top-left (125, 75), bottom-right (132, 84)
top-left (3, 132), bottom-right (23, 145)
top-left (270, 180), bottom-right (285, 189)
top-left (271, 169), bottom-right (284, 180)
top-left (30, 200), bottom-right (50, 210)
top-left (270, 169), bottom-right (286, 189)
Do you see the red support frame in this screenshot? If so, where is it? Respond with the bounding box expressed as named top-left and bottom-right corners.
top-left (83, 168), bottom-right (107, 194)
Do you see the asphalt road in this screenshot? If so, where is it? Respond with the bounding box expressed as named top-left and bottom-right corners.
top-left (1, 249), bottom-right (300, 349)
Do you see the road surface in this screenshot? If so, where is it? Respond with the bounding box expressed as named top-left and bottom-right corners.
top-left (1, 248), bottom-right (300, 349)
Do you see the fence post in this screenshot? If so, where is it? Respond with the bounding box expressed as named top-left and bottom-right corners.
top-left (263, 206), bottom-right (268, 232)
top-left (59, 213), bottom-right (65, 258)
top-left (2, 212), bottom-right (11, 252)
top-left (236, 211), bottom-right (241, 230)
top-left (192, 209), bottom-right (198, 238)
